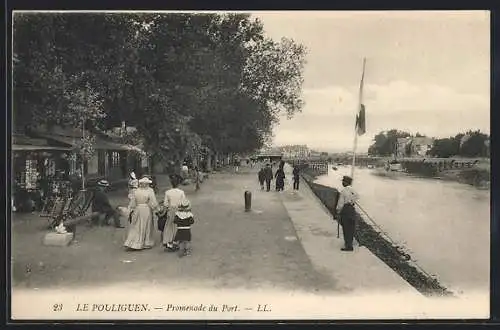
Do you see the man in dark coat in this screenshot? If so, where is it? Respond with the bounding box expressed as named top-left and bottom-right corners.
top-left (263, 164), bottom-right (273, 192)
top-left (292, 165), bottom-right (301, 190)
top-left (91, 180), bottom-right (124, 228)
top-left (258, 167), bottom-right (265, 190)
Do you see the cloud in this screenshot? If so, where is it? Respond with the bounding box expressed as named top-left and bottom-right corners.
top-left (274, 81), bottom-right (490, 151)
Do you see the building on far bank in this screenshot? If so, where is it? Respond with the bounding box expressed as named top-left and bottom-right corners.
top-left (411, 137), bottom-right (434, 157)
top-left (395, 137), bottom-right (411, 158)
top-left (394, 136), bottom-right (434, 158)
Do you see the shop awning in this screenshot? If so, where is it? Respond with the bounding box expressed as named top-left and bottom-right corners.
top-left (35, 133), bottom-right (132, 151)
top-left (125, 144), bottom-right (145, 153)
top-left (12, 144), bottom-right (72, 151)
top-left (94, 139), bottom-right (132, 151)
top-left (13, 135), bottom-right (49, 146)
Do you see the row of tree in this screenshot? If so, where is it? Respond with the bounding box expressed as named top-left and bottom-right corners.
top-left (367, 129), bottom-right (489, 158)
top-left (427, 130), bottom-right (489, 158)
top-left (13, 13), bottom-right (306, 166)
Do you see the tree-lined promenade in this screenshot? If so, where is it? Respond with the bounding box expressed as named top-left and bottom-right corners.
top-left (14, 13), bottom-right (307, 167)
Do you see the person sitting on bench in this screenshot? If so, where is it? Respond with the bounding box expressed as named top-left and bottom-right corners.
top-left (91, 180), bottom-right (124, 228)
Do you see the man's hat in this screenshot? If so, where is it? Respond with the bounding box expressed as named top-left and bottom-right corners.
top-left (342, 176), bottom-right (353, 184)
top-left (97, 180), bottom-right (110, 187)
top-left (178, 198), bottom-right (191, 212)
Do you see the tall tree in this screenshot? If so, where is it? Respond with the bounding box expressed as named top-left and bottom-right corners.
top-left (367, 130), bottom-right (411, 156)
top-left (13, 13), bottom-right (136, 131)
top-left (13, 12), bottom-right (307, 163)
top-left (427, 138), bottom-right (456, 158)
top-left (460, 130), bottom-right (489, 157)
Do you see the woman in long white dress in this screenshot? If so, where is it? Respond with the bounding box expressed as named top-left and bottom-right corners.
top-left (124, 177), bottom-right (158, 251)
top-left (162, 176), bottom-right (186, 252)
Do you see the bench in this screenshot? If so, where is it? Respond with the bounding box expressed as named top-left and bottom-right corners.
top-left (40, 196), bottom-right (71, 229)
top-left (62, 189), bottom-right (96, 235)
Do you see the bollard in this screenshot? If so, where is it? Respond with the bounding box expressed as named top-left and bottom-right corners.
top-left (244, 191), bottom-right (252, 212)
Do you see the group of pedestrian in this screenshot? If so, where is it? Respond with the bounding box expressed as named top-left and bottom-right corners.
top-left (257, 161), bottom-right (301, 192)
top-left (90, 160), bottom-right (358, 256)
top-left (123, 173), bottom-right (195, 258)
top-left (178, 163), bottom-right (204, 190)
top-left (254, 160), bottom-right (359, 252)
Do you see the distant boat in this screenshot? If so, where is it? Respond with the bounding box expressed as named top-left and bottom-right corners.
top-left (373, 167), bottom-right (400, 178)
top-left (372, 154), bottom-right (404, 178)
top-left (388, 160), bottom-right (403, 172)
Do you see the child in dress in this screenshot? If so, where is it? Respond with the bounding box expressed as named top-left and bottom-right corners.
top-left (173, 198), bottom-right (195, 257)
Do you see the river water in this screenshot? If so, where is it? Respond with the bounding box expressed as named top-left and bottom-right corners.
top-left (313, 165), bottom-right (490, 296)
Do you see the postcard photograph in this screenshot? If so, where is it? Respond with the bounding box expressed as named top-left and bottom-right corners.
top-left (10, 10), bottom-right (491, 320)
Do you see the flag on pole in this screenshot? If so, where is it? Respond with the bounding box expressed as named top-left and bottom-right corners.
top-left (355, 58), bottom-right (367, 136)
top-left (355, 104), bottom-right (366, 135)
top-left (350, 58), bottom-right (367, 179)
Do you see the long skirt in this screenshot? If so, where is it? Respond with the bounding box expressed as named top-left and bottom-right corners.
top-left (124, 204), bottom-right (155, 250)
top-left (276, 177), bottom-right (285, 190)
top-left (162, 208), bottom-right (178, 246)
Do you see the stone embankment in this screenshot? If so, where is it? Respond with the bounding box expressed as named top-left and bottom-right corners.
top-left (301, 168), bottom-right (454, 297)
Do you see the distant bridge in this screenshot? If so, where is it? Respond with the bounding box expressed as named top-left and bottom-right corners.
top-left (282, 155), bottom-right (486, 172)
top-left (397, 157), bottom-right (484, 172)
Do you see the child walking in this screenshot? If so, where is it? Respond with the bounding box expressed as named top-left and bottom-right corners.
top-left (174, 198), bottom-right (195, 257)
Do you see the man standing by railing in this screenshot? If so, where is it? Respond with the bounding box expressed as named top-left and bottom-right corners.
top-left (334, 175), bottom-right (359, 252)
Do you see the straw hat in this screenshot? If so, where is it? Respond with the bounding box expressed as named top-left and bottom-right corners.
top-left (138, 177), bottom-right (152, 184)
top-left (97, 180), bottom-right (110, 187)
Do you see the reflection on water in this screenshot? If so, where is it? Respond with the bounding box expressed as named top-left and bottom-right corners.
top-left (315, 165), bottom-right (490, 295)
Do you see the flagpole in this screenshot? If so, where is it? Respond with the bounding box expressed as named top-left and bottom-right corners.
top-left (350, 58), bottom-right (366, 181)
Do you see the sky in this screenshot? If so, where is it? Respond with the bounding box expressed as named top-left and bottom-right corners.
top-left (252, 11), bottom-right (490, 153)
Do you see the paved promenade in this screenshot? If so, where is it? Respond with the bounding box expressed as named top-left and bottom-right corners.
top-left (12, 165), bottom-right (489, 319)
top-left (11, 168), bottom-right (337, 293)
